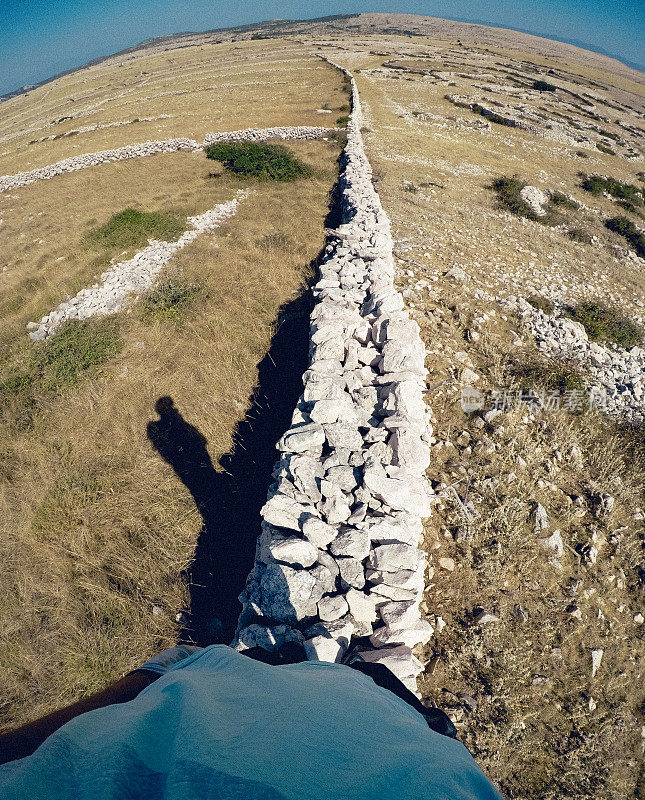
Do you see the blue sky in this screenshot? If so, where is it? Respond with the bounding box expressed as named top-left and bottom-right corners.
top-left (0, 1), bottom-right (643, 95)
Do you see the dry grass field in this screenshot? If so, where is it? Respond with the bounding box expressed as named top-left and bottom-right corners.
top-left (0, 41), bottom-right (345, 728)
top-left (1, 13), bottom-right (644, 798)
top-left (0, 40), bottom-right (346, 174)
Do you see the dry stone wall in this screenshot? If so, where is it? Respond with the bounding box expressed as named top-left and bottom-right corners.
top-left (232, 63), bottom-right (434, 694)
top-left (203, 125), bottom-right (334, 146)
top-left (0, 127), bottom-right (337, 193)
top-left (0, 138), bottom-right (199, 192)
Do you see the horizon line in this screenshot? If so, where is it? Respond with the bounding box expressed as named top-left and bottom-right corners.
top-left (1, 12), bottom-right (643, 101)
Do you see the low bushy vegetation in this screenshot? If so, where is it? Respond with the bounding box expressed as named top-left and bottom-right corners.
top-left (37, 319), bottom-right (122, 392)
top-left (140, 278), bottom-right (200, 322)
top-left (85, 208), bottom-right (186, 250)
top-left (605, 216), bottom-right (645, 258)
top-left (581, 175), bottom-right (643, 207)
top-left (549, 191), bottom-right (578, 210)
top-left (532, 79), bottom-right (557, 92)
top-left (0, 318), bottom-right (123, 427)
top-left (205, 141), bottom-right (311, 181)
top-left (567, 228), bottom-right (593, 244)
top-left (491, 176), bottom-right (539, 220)
top-left (515, 359), bottom-right (587, 393)
top-left (596, 142), bottom-right (615, 155)
top-left (490, 176), bottom-right (560, 225)
top-left (471, 104), bottom-right (516, 127)
top-left (336, 115), bottom-right (350, 127)
top-left (566, 300), bottom-right (643, 348)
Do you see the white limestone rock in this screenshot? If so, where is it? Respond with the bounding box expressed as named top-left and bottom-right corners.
top-left (302, 517), bottom-right (338, 548)
top-left (264, 532), bottom-right (318, 569)
top-left (321, 494), bottom-right (352, 524)
top-left (325, 465), bottom-right (358, 492)
top-left (318, 594), bottom-right (350, 621)
top-left (261, 494), bottom-right (314, 532)
top-left (363, 466), bottom-right (412, 511)
top-left (346, 588), bottom-right (379, 625)
top-left (369, 543), bottom-right (425, 573)
top-left (378, 600), bottom-right (422, 629)
top-left (259, 563), bottom-right (324, 623)
top-left (304, 635), bottom-right (342, 663)
top-left (337, 557), bottom-right (366, 589)
top-left (305, 617), bottom-right (355, 646)
top-left (370, 619), bottom-right (434, 648)
top-left (324, 422), bottom-right (364, 451)
top-left (540, 529), bottom-right (564, 558)
top-left (277, 423), bottom-right (325, 454)
top-left (310, 563), bottom-right (336, 594)
top-left (235, 623), bottom-right (303, 652)
top-left (355, 645), bottom-right (424, 680)
top-left (365, 517), bottom-right (421, 546)
top-left (519, 185), bottom-right (549, 216)
top-left (329, 527), bottom-right (370, 559)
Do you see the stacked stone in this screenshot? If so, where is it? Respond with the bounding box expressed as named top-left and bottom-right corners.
top-left (233, 63), bottom-right (434, 694)
top-left (0, 138), bottom-right (199, 192)
top-left (27, 191), bottom-right (247, 341)
top-left (518, 299), bottom-right (645, 423)
top-left (203, 126), bottom-right (336, 146)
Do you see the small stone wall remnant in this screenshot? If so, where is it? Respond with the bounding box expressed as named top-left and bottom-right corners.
top-left (27, 191), bottom-right (247, 341)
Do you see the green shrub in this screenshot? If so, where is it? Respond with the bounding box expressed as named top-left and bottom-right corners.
top-left (204, 142), bottom-right (311, 181)
top-left (596, 142), bottom-right (615, 155)
top-left (566, 300), bottom-right (643, 348)
top-left (581, 175), bottom-right (643, 206)
top-left (85, 208), bottom-right (185, 250)
top-left (549, 192), bottom-right (578, 210)
top-left (598, 128), bottom-right (621, 141)
top-left (616, 199), bottom-right (640, 214)
top-left (490, 176), bottom-right (560, 225)
top-left (526, 296), bottom-right (555, 314)
top-left (491, 176), bottom-right (537, 219)
top-left (1, 317), bottom-right (124, 426)
top-left (471, 104), bottom-right (516, 127)
top-left (575, 151), bottom-right (589, 158)
top-left (140, 279), bottom-right (199, 322)
top-left (605, 216), bottom-right (645, 258)
top-left (336, 115), bottom-right (350, 127)
top-left (36, 318), bottom-right (123, 393)
top-left (532, 80), bottom-right (557, 92)
top-left (513, 360), bottom-right (587, 394)
top-left (0, 367), bottom-right (38, 428)
top-left (567, 228), bottom-right (593, 244)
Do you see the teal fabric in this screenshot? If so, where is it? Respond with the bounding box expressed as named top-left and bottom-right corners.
top-left (0, 645), bottom-right (502, 799)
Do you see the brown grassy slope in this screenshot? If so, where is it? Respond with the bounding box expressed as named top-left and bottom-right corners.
top-left (0, 40), bottom-right (347, 174)
top-left (0, 134), bottom-right (342, 729)
top-left (0, 150), bottom-right (238, 360)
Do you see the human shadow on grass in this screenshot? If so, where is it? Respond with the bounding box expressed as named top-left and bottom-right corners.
top-left (147, 148), bottom-right (346, 647)
top-left (146, 290), bottom-right (312, 646)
